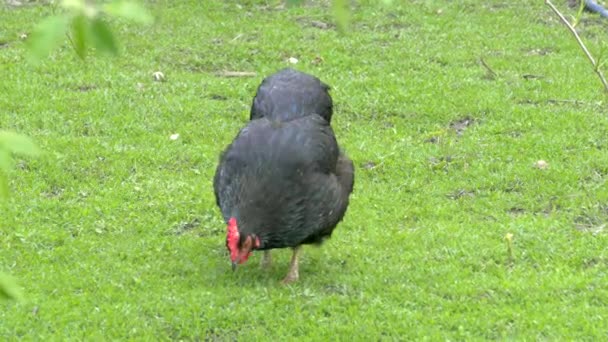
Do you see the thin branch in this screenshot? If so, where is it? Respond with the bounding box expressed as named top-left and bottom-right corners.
top-left (545, 0), bottom-right (608, 93)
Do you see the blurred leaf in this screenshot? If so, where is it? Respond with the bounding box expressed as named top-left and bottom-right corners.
top-left (0, 176), bottom-right (7, 200)
top-left (71, 14), bottom-right (90, 59)
top-left (62, 0), bottom-right (99, 18)
top-left (286, 0), bottom-right (302, 7)
top-left (0, 132), bottom-right (40, 157)
top-left (61, 0), bottom-right (85, 12)
top-left (0, 272), bottom-right (23, 302)
top-left (0, 149), bottom-right (14, 174)
top-left (90, 18), bottom-right (119, 55)
top-left (26, 15), bottom-right (69, 61)
top-left (332, 0), bottom-right (350, 33)
top-left (0, 133), bottom-right (38, 200)
top-left (104, 1), bottom-right (153, 24)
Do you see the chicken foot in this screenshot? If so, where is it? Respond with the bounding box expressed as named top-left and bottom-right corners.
top-left (261, 250), bottom-right (272, 270)
top-left (281, 246), bottom-right (301, 284)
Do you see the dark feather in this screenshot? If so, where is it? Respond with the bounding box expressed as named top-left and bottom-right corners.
top-left (250, 68), bottom-right (333, 124)
top-left (213, 114), bottom-right (354, 249)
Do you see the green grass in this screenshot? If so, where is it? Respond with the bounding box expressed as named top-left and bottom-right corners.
top-left (2, 0), bottom-right (608, 339)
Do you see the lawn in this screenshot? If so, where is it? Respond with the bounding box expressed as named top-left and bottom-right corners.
top-left (2, 0), bottom-right (608, 339)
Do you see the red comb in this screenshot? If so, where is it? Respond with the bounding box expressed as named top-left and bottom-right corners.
top-left (226, 218), bottom-right (240, 261)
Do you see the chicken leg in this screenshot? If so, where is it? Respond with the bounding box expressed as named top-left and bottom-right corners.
top-left (281, 246), bottom-right (301, 284)
top-left (261, 250), bottom-right (272, 270)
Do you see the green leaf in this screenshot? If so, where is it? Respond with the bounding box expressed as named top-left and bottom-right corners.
top-left (26, 15), bottom-right (69, 61)
top-left (71, 14), bottom-right (90, 59)
top-left (0, 172), bottom-right (8, 200)
top-left (61, 0), bottom-right (99, 18)
top-left (332, 0), bottom-right (350, 33)
top-left (0, 132), bottom-right (40, 157)
top-left (90, 18), bottom-right (119, 56)
top-left (286, 0), bottom-right (302, 7)
top-left (104, 1), bottom-right (153, 25)
top-left (0, 149), bottom-right (14, 174)
top-left (0, 272), bottom-right (24, 302)
top-left (61, 0), bottom-right (86, 12)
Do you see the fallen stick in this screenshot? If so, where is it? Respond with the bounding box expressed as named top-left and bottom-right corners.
top-left (215, 71), bottom-right (257, 77)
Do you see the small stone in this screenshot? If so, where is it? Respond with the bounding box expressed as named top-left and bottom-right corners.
top-left (534, 160), bottom-right (548, 169)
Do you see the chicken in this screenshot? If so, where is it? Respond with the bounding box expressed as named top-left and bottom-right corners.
top-left (250, 68), bottom-right (333, 124)
top-left (213, 114), bottom-right (354, 283)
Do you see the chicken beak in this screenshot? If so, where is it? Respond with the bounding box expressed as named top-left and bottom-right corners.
top-left (231, 261), bottom-right (237, 271)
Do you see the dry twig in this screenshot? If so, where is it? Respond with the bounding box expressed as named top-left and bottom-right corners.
top-left (214, 71), bottom-right (257, 78)
top-left (545, 0), bottom-right (608, 93)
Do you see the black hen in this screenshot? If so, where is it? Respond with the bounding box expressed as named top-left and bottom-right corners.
top-left (250, 68), bottom-right (333, 124)
top-left (213, 114), bottom-right (354, 283)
